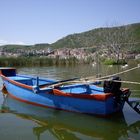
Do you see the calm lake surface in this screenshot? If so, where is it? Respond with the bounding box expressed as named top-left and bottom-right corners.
top-left (0, 62), bottom-right (140, 140)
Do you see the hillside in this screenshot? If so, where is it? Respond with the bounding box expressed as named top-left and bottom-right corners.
top-left (51, 23), bottom-right (140, 52)
top-left (0, 23), bottom-right (140, 53)
top-left (0, 43), bottom-right (50, 51)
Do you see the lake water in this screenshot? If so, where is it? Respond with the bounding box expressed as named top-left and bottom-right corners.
top-left (0, 62), bottom-right (140, 140)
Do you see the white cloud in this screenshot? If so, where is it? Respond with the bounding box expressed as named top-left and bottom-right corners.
top-left (0, 39), bottom-right (25, 46)
top-left (0, 39), bottom-right (7, 45)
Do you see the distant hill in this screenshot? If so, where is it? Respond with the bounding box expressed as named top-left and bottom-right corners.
top-left (0, 23), bottom-right (140, 53)
top-left (51, 23), bottom-right (140, 52)
top-left (0, 43), bottom-right (50, 51)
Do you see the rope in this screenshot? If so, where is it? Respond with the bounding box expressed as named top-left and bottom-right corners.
top-left (112, 80), bottom-right (140, 85)
top-left (50, 78), bottom-right (140, 87)
top-left (49, 65), bottom-right (140, 87)
top-left (76, 79), bottom-right (140, 85)
top-left (131, 90), bottom-right (140, 92)
top-left (84, 65), bottom-right (140, 81)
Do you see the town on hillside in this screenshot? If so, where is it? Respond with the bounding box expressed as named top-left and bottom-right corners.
top-left (0, 47), bottom-right (140, 62)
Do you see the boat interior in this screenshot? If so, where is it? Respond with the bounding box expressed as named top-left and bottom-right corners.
top-left (8, 75), bottom-right (104, 94)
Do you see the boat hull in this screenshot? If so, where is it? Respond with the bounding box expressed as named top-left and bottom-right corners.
top-left (0, 68), bottom-right (128, 116)
top-left (2, 78), bottom-right (125, 116)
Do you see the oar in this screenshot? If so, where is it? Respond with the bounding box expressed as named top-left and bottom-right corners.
top-left (39, 77), bottom-right (79, 88)
top-left (126, 99), bottom-right (140, 114)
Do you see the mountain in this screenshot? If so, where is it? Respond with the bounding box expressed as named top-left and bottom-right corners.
top-left (51, 23), bottom-right (140, 52)
top-left (0, 23), bottom-right (140, 53)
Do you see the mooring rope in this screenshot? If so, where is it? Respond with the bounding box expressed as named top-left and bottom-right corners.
top-left (131, 90), bottom-right (140, 92)
top-left (87, 65), bottom-right (140, 80)
top-left (72, 79), bottom-right (140, 85)
top-left (49, 65), bottom-right (140, 87)
top-left (50, 78), bottom-right (140, 87)
top-left (112, 80), bottom-right (140, 85)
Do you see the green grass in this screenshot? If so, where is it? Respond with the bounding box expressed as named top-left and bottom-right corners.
top-left (0, 57), bottom-right (82, 67)
top-left (103, 59), bottom-right (127, 65)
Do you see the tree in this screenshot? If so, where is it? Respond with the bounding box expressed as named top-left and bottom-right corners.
top-left (99, 24), bottom-right (135, 64)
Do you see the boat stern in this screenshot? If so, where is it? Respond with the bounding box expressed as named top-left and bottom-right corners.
top-left (0, 67), bottom-right (16, 77)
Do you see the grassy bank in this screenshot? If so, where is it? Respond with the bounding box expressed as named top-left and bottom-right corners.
top-left (0, 57), bottom-right (90, 67)
top-left (0, 57), bottom-right (138, 67)
top-left (102, 59), bottom-right (127, 65)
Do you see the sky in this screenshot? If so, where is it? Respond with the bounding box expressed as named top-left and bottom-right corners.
top-left (0, 0), bottom-right (140, 45)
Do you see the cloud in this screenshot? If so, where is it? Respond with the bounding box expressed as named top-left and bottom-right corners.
top-left (0, 39), bottom-right (25, 46)
top-left (0, 40), bottom-right (7, 45)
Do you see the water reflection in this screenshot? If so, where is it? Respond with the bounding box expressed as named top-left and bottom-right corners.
top-left (1, 94), bottom-right (140, 140)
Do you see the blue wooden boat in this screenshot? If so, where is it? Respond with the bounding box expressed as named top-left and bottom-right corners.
top-left (0, 67), bottom-right (131, 116)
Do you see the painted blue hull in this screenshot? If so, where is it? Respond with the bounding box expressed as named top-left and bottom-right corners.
top-left (0, 68), bottom-right (129, 116)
